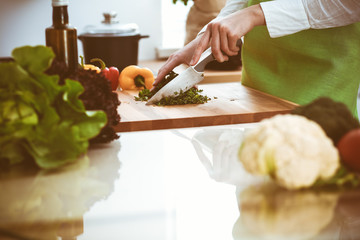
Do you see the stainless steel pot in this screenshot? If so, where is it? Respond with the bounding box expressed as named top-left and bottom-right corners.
top-left (78, 12), bottom-right (149, 72)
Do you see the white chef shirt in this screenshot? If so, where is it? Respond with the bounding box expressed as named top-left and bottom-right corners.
top-left (200, 0), bottom-right (360, 38)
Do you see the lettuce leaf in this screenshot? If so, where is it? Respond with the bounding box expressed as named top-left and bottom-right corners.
top-left (0, 45), bottom-right (107, 169)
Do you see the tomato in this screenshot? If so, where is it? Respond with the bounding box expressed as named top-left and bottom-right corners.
top-left (337, 128), bottom-right (360, 172)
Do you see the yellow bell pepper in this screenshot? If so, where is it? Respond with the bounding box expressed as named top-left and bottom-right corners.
top-left (83, 64), bottom-right (101, 73)
top-left (119, 65), bottom-right (154, 90)
top-left (79, 56), bottom-right (101, 73)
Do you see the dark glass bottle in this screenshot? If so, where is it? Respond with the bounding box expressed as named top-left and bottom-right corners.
top-left (46, 0), bottom-right (78, 73)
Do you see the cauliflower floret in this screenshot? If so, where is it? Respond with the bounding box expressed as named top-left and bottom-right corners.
top-left (238, 114), bottom-right (340, 190)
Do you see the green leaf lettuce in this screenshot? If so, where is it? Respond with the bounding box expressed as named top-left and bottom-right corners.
top-left (0, 45), bottom-right (107, 169)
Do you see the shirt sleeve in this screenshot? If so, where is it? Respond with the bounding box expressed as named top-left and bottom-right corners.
top-left (260, 0), bottom-right (309, 38)
top-left (302, 0), bottom-right (360, 29)
top-left (261, 0), bottom-right (360, 38)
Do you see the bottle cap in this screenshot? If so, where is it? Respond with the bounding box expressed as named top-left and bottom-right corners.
top-left (52, 0), bottom-right (69, 7)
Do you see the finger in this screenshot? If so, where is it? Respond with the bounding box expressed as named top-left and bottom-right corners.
top-left (154, 68), bottom-right (171, 86)
top-left (190, 28), bottom-right (211, 66)
top-left (220, 27), bottom-right (232, 57)
top-left (153, 59), bottom-right (178, 86)
top-left (228, 35), bottom-right (241, 54)
top-left (153, 70), bottom-right (166, 87)
top-left (211, 23), bottom-right (226, 62)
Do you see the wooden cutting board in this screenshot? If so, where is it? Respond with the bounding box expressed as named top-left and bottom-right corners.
top-left (114, 82), bottom-right (298, 132)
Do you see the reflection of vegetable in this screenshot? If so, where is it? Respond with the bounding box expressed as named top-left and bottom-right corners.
top-left (90, 58), bottom-right (119, 91)
top-left (0, 140), bottom-right (121, 240)
top-left (135, 71), bottom-right (211, 105)
top-left (0, 45), bottom-right (107, 169)
top-left (291, 97), bottom-right (360, 145)
top-left (119, 65), bottom-right (154, 90)
top-left (335, 187), bottom-right (360, 239)
top-left (238, 114), bottom-right (339, 190)
top-left (337, 129), bottom-right (360, 173)
top-left (232, 183), bottom-right (339, 240)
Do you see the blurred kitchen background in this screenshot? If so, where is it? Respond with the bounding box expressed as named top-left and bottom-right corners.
top-left (0, 0), bottom-right (193, 60)
top-left (1, 0), bottom-right (359, 114)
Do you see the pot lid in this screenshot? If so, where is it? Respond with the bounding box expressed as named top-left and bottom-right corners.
top-left (81, 11), bottom-right (140, 36)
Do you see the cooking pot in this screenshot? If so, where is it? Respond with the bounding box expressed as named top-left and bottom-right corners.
top-left (78, 12), bottom-right (149, 72)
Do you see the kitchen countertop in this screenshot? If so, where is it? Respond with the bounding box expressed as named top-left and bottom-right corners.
top-left (1, 59), bottom-right (359, 240)
top-left (1, 124), bottom-right (359, 240)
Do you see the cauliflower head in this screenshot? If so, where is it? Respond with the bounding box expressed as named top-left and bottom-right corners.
top-left (238, 114), bottom-right (340, 189)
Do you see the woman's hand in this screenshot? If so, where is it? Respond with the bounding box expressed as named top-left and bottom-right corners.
top-left (191, 4), bottom-right (266, 65)
top-left (153, 4), bottom-right (265, 87)
top-left (153, 36), bottom-right (202, 87)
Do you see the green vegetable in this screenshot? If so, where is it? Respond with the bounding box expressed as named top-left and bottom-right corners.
top-left (46, 58), bottom-right (121, 144)
top-left (172, 0), bottom-right (190, 6)
top-left (134, 89), bottom-right (152, 101)
top-left (135, 88), bottom-right (211, 106)
top-left (0, 45), bottom-right (107, 169)
top-left (134, 70), bottom-right (211, 105)
top-left (291, 97), bottom-right (360, 145)
top-left (313, 165), bottom-right (360, 188)
top-left (155, 88), bottom-right (211, 106)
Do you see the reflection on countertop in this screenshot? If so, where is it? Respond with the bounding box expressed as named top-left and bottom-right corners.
top-left (1, 126), bottom-right (360, 240)
top-left (232, 183), bottom-right (360, 240)
top-left (0, 141), bottom-right (121, 240)
top-left (191, 125), bottom-right (360, 240)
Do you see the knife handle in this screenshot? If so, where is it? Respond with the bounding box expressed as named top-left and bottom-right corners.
top-left (194, 39), bottom-right (242, 72)
top-left (194, 47), bottom-right (215, 72)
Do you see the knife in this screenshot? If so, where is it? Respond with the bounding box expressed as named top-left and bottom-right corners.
top-left (146, 39), bottom-right (242, 105)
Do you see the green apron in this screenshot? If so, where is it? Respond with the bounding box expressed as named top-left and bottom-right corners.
top-left (242, 0), bottom-right (360, 117)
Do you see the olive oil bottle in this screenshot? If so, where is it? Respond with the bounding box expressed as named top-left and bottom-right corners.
top-left (46, 0), bottom-right (78, 73)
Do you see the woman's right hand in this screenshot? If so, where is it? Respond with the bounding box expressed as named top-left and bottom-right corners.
top-left (153, 36), bottom-right (203, 87)
top-left (191, 4), bottom-right (265, 66)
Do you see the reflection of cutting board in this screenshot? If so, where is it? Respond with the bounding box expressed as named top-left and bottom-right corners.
top-left (115, 82), bottom-right (298, 132)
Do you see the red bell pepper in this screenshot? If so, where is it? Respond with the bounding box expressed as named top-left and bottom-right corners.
top-left (90, 58), bottom-right (119, 91)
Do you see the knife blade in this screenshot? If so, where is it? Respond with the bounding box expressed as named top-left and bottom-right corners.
top-left (146, 39), bottom-right (242, 105)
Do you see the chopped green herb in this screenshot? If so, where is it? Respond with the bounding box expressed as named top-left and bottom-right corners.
top-left (134, 70), bottom-right (211, 106)
top-left (155, 88), bottom-right (211, 106)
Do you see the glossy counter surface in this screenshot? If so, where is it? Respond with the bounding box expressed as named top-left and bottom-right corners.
top-left (1, 124), bottom-right (359, 240)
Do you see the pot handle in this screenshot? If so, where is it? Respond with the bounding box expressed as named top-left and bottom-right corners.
top-left (139, 35), bottom-right (150, 40)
